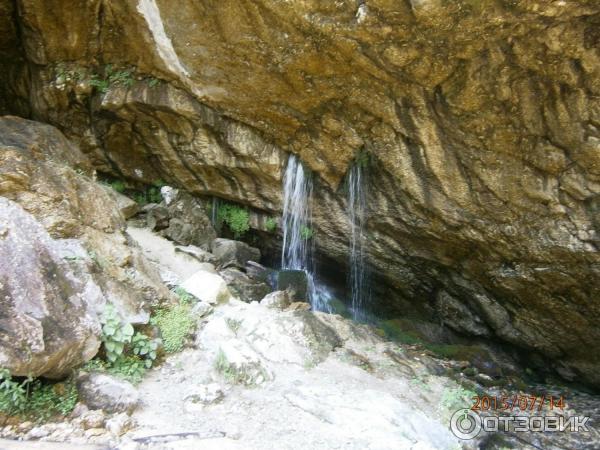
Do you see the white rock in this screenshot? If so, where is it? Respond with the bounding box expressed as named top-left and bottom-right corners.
top-left (160, 186), bottom-right (179, 205)
top-left (181, 270), bottom-right (231, 305)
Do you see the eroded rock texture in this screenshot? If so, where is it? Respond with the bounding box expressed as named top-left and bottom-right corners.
top-left (1, 0), bottom-right (600, 385)
top-left (0, 116), bottom-right (173, 376)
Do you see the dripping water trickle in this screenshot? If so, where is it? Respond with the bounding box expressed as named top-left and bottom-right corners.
top-left (347, 161), bottom-right (370, 320)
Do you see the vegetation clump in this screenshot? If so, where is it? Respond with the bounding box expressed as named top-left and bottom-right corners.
top-left (90, 65), bottom-right (135, 94)
top-left (217, 203), bottom-right (250, 238)
top-left (150, 288), bottom-right (196, 354)
top-left (265, 217), bottom-right (277, 232)
top-left (0, 369), bottom-right (78, 421)
top-left (86, 304), bottom-right (161, 384)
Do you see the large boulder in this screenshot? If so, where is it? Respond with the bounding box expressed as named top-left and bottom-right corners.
top-left (0, 198), bottom-right (101, 378)
top-left (219, 268), bottom-right (271, 304)
top-left (163, 189), bottom-right (216, 250)
top-left (211, 239), bottom-right (261, 270)
top-left (0, 116), bottom-right (172, 377)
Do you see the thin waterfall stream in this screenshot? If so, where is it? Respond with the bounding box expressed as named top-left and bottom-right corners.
top-left (280, 154), bottom-right (332, 312)
top-left (347, 161), bottom-right (370, 320)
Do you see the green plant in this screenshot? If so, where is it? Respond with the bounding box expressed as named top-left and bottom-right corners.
top-left (0, 369), bottom-right (29, 415)
top-left (107, 357), bottom-right (147, 384)
top-left (148, 78), bottom-right (160, 88)
top-left (354, 148), bottom-right (371, 168)
top-left (440, 386), bottom-right (478, 415)
top-left (110, 180), bottom-right (126, 193)
top-left (174, 286), bottom-right (195, 305)
top-left (300, 225), bottom-right (314, 240)
top-left (265, 217), bottom-right (277, 232)
top-left (131, 332), bottom-right (160, 368)
top-left (152, 303), bottom-right (195, 353)
top-left (100, 304), bottom-right (134, 363)
top-left (0, 369), bottom-right (78, 420)
top-left (225, 317), bottom-right (243, 335)
top-left (217, 203), bottom-right (250, 238)
top-left (90, 65), bottom-right (135, 94)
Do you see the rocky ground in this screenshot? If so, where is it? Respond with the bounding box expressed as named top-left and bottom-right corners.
top-left (2, 217), bottom-right (599, 450)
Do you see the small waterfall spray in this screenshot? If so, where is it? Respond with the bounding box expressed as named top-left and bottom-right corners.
top-left (280, 154), bottom-right (330, 312)
top-left (347, 161), bottom-right (370, 320)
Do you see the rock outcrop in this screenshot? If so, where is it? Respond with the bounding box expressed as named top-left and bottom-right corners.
top-left (0, 198), bottom-right (101, 378)
top-left (1, 1), bottom-right (600, 385)
top-left (0, 116), bottom-right (172, 377)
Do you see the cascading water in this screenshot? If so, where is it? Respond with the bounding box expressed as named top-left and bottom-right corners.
top-left (280, 154), bottom-right (331, 312)
top-left (281, 154), bottom-right (312, 272)
top-left (347, 161), bottom-right (370, 320)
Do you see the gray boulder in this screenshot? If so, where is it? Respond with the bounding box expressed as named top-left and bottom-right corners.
top-left (77, 372), bottom-right (139, 414)
top-left (220, 268), bottom-right (272, 303)
top-left (164, 189), bottom-right (216, 249)
top-left (212, 238), bottom-right (261, 269)
top-left (146, 204), bottom-right (170, 231)
top-left (276, 270), bottom-right (308, 301)
top-left (102, 186), bottom-right (140, 219)
top-left (175, 244), bottom-right (218, 265)
top-left (0, 198), bottom-right (102, 378)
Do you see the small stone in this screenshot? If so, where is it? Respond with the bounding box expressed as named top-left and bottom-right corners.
top-left (85, 427), bottom-right (107, 437)
top-left (70, 402), bottom-right (89, 418)
top-left (106, 412), bottom-right (134, 436)
top-left (81, 410), bottom-right (105, 429)
top-left (192, 301), bottom-right (214, 318)
top-left (25, 426), bottom-right (50, 439)
top-left (286, 302), bottom-right (311, 312)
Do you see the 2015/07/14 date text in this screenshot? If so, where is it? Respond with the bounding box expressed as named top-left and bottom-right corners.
top-left (471, 395), bottom-right (565, 412)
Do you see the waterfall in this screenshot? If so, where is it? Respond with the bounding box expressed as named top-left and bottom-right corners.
top-left (347, 162), bottom-right (370, 320)
top-left (280, 155), bottom-right (331, 312)
top-left (281, 154), bottom-right (313, 271)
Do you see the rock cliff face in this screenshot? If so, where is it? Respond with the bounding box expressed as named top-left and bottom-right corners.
top-left (1, 0), bottom-right (600, 386)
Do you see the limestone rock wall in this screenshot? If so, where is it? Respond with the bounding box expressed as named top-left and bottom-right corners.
top-left (1, 0), bottom-right (600, 386)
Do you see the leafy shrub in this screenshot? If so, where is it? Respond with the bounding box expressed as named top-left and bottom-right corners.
top-left (110, 180), bottom-right (126, 193)
top-left (95, 304), bottom-right (160, 383)
top-left (131, 332), bottom-right (159, 368)
top-left (90, 65), bottom-right (134, 94)
top-left (0, 369), bottom-right (77, 421)
top-left (151, 303), bottom-right (195, 353)
top-left (107, 357), bottom-right (147, 384)
top-left (101, 304), bottom-right (134, 363)
top-left (265, 217), bottom-right (277, 232)
top-left (218, 203), bottom-right (250, 238)
top-left (148, 78), bottom-right (161, 88)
